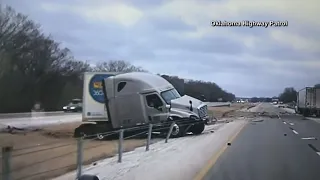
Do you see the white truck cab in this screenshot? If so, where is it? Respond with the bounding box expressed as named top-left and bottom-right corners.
top-left (74, 72), bottom-right (208, 138)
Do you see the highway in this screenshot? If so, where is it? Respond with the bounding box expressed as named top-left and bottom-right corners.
top-left (201, 103), bottom-right (320, 180)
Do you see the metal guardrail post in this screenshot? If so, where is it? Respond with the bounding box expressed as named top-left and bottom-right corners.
top-left (146, 124), bottom-right (153, 151)
top-left (2, 146), bottom-right (12, 180)
top-left (118, 129), bottom-right (124, 163)
top-left (76, 138), bottom-right (83, 179)
top-left (165, 122), bottom-right (175, 143)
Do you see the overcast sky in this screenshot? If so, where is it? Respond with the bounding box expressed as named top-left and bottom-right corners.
top-left (3, 0), bottom-right (320, 97)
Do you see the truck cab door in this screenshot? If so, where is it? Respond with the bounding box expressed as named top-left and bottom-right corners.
top-left (144, 93), bottom-right (169, 124)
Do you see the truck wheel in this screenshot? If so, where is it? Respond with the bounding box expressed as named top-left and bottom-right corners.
top-left (170, 122), bottom-right (185, 138)
top-left (303, 110), bottom-right (310, 117)
top-left (191, 122), bottom-right (205, 135)
top-left (74, 124), bottom-right (95, 139)
top-left (78, 174), bottom-right (99, 180)
top-left (74, 127), bottom-right (82, 138)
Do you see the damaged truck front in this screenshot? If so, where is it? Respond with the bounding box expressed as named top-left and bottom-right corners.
top-left (74, 72), bottom-right (209, 139)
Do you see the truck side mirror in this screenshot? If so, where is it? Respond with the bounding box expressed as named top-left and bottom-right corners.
top-left (189, 100), bottom-right (193, 111)
top-left (165, 104), bottom-right (171, 112)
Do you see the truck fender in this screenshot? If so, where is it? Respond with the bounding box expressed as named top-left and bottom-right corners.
top-left (169, 115), bottom-right (184, 120)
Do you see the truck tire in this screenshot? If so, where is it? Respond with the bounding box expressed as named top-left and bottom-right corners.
top-left (170, 122), bottom-right (185, 138)
top-left (78, 174), bottom-right (99, 180)
top-left (74, 124), bottom-right (100, 139)
top-left (190, 122), bottom-right (205, 135)
top-left (303, 109), bottom-right (310, 117)
top-left (297, 108), bottom-right (301, 114)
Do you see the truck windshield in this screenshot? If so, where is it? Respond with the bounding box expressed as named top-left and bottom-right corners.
top-left (161, 89), bottom-right (181, 104)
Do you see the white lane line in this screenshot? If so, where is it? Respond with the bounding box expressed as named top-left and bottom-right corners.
top-left (289, 123), bottom-right (294, 126)
top-left (283, 122), bottom-right (287, 124)
top-left (292, 130), bottom-right (299, 134)
top-left (317, 152), bottom-right (320, 156)
top-left (302, 137), bottom-right (316, 140)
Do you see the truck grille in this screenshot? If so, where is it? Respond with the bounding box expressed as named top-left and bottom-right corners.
top-left (198, 105), bottom-right (208, 119)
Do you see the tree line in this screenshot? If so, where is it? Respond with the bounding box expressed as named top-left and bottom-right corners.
top-left (249, 83), bottom-right (320, 104)
top-left (278, 84), bottom-right (320, 104)
top-left (0, 5), bottom-right (235, 113)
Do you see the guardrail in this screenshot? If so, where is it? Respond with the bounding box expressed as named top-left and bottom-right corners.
top-left (0, 119), bottom-right (208, 180)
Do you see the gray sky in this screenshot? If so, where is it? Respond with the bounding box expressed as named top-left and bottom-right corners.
top-left (3, 0), bottom-right (320, 97)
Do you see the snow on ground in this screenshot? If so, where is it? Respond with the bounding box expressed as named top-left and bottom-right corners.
top-left (272, 104), bottom-right (296, 114)
top-left (206, 102), bottom-right (231, 107)
top-left (246, 103), bottom-right (263, 112)
top-left (0, 111), bottom-right (66, 119)
top-left (53, 119), bottom-right (247, 180)
top-left (0, 114), bottom-right (81, 130)
top-left (282, 108), bottom-right (295, 114)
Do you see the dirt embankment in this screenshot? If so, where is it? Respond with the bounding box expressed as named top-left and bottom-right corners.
top-left (0, 122), bottom-right (147, 180)
top-left (208, 103), bottom-right (256, 119)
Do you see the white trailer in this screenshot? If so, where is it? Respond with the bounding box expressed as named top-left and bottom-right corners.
top-left (315, 87), bottom-right (320, 117)
top-left (74, 72), bottom-right (209, 139)
top-left (296, 87), bottom-right (320, 117)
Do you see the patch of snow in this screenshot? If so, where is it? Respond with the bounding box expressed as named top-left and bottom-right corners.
top-left (205, 102), bottom-right (231, 107)
top-left (282, 108), bottom-right (295, 114)
top-left (247, 103), bottom-right (263, 112)
top-left (53, 119), bottom-right (247, 180)
top-left (0, 114), bottom-right (81, 130)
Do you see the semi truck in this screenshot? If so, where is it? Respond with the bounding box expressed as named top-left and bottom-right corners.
top-left (296, 87), bottom-right (320, 117)
top-left (74, 72), bottom-right (209, 139)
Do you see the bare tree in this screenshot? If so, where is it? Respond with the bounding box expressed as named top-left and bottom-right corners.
top-left (0, 5), bottom-right (91, 112)
top-left (161, 75), bottom-right (236, 102)
top-left (94, 60), bottom-right (147, 72)
top-left (279, 87), bottom-right (297, 103)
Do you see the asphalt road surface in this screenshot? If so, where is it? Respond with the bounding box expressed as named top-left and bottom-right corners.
top-left (202, 103), bottom-right (320, 180)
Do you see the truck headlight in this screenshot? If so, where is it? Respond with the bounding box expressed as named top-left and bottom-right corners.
top-left (70, 107), bottom-right (76, 109)
top-left (63, 106), bottom-right (67, 109)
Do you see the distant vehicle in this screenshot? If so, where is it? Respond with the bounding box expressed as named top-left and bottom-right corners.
top-left (74, 72), bottom-right (209, 139)
top-left (277, 101), bottom-right (285, 108)
top-left (63, 99), bottom-right (83, 112)
top-left (296, 87), bottom-right (320, 117)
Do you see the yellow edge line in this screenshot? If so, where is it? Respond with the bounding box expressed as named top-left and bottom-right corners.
top-left (193, 122), bottom-right (247, 180)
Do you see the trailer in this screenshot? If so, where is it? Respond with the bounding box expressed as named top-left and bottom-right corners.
top-left (296, 87), bottom-right (320, 117)
top-left (315, 87), bottom-right (320, 117)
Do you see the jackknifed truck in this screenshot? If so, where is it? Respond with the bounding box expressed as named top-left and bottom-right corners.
top-left (296, 87), bottom-right (320, 117)
top-left (74, 72), bottom-right (209, 139)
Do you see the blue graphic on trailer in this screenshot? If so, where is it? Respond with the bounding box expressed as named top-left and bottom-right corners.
top-left (89, 74), bottom-right (114, 103)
